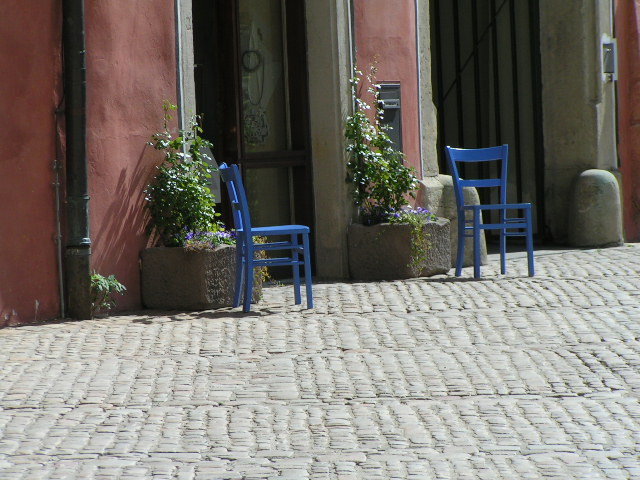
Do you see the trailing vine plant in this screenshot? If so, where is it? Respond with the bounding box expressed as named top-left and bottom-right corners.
top-left (388, 207), bottom-right (437, 275)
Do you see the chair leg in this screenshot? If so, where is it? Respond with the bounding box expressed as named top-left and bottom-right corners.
top-left (233, 243), bottom-right (244, 308)
top-left (302, 232), bottom-right (313, 309)
top-left (243, 244), bottom-right (254, 313)
top-left (291, 234), bottom-right (302, 305)
top-left (526, 207), bottom-right (535, 277)
top-left (473, 210), bottom-right (481, 279)
top-left (499, 210), bottom-right (506, 275)
top-left (455, 215), bottom-right (465, 276)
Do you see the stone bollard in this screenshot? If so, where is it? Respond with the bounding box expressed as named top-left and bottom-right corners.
top-left (417, 175), bottom-right (487, 267)
top-left (568, 169), bottom-right (623, 247)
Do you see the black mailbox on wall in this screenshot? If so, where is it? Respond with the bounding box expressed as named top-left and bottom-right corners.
top-left (378, 83), bottom-right (403, 152)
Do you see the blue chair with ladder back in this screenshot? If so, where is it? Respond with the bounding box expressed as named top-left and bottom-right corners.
top-left (445, 145), bottom-right (535, 279)
top-left (219, 163), bottom-right (313, 312)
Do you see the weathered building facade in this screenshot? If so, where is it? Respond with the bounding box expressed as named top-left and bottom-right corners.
top-left (1, 0), bottom-right (637, 325)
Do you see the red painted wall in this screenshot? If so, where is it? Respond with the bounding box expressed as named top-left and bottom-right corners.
top-left (353, 0), bottom-right (421, 178)
top-left (0, 2), bottom-right (177, 325)
top-left (617, 0), bottom-right (640, 241)
top-left (0, 2), bottom-right (62, 326)
top-left (85, 2), bottom-right (177, 312)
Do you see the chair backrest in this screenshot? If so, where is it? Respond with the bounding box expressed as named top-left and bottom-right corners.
top-left (219, 163), bottom-right (252, 235)
top-left (445, 144), bottom-right (509, 209)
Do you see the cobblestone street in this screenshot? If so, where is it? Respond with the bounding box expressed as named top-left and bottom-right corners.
top-left (1, 245), bottom-right (639, 479)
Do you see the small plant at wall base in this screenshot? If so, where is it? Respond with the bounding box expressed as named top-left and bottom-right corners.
top-left (90, 272), bottom-right (126, 317)
top-left (144, 101), bottom-right (229, 247)
top-left (345, 64), bottom-right (419, 225)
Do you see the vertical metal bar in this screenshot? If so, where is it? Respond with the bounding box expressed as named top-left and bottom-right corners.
top-left (281, 0), bottom-right (294, 223)
top-left (281, 0), bottom-right (292, 151)
top-left (233, 0), bottom-right (244, 159)
top-left (529, 0), bottom-right (545, 238)
top-left (471, 0), bottom-right (482, 147)
top-left (288, 167), bottom-right (296, 224)
top-left (508, 0), bottom-right (523, 203)
top-left (452, 0), bottom-right (465, 146)
top-left (432, 0), bottom-right (447, 171)
top-left (53, 159), bottom-right (65, 319)
top-left (487, 0), bottom-right (503, 219)
top-left (490, 0), bottom-right (502, 145)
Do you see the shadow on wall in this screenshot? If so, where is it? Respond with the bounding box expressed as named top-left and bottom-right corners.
top-left (90, 143), bottom-right (158, 311)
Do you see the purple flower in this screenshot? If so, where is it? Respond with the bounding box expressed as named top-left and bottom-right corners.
top-left (386, 207), bottom-right (436, 225)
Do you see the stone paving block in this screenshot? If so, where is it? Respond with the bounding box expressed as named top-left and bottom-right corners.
top-left (1, 246), bottom-right (640, 478)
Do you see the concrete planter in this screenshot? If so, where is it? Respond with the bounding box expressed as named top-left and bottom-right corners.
top-left (348, 218), bottom-right (451, 280)
top-left (141, 245), bottom-right (261, 310)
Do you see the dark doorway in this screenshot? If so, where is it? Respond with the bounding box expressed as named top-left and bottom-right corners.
top-left (430, 0), bottom-right (546, 239)
top-left (193, 0), bottom-right (314, 243)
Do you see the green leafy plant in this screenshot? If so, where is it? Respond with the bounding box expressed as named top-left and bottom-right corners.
top-left (345, 64), bottom-right (419, 225)
top-left (388, 207), bottom-right (437, 274)
top-left (144, 101), bottom-right (221, 247)
top-left (90, 272), bottom-right (126, 317)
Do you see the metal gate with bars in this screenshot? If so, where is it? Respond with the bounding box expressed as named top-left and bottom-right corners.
top-left (431, 0), bottom-right (545, 238)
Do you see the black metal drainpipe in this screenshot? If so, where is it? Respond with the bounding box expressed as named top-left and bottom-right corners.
top-left (63, 0), bottom-right (92, 319)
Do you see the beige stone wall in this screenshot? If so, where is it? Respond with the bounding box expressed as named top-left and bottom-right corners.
top-left (305, 0), bottom-right (354, 278)
top-left (539, 0), bottom-right (618, 243)
top-left (417, 0), bottom-right (440, 177)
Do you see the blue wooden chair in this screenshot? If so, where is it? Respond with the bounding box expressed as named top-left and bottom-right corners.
top-left (219, 163), bottom-right (313, 312)
top-left (445, 145), bottom-right (535, 279)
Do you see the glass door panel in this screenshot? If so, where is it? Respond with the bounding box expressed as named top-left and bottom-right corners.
top-left (193, 0), bottom-right (313, 272)
top-left (239, 0), bottom-right (289, 153)
top-left (245, 167), bottom-right (293, 227)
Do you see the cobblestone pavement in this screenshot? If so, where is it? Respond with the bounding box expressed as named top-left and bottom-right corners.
top-left (1, 245), bottom-right (640, 479)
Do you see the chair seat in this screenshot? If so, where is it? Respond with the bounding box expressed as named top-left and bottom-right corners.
top-left (250, 225), bottom-right (310, 236)
top-left (463, 203), bottom-right (532, 211)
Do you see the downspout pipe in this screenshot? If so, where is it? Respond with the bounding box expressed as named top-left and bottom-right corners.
top-left (63, 0), bottom-right (92, 319)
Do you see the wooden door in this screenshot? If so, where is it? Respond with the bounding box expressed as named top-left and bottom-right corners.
top-left (194, 0), bottom-right (314, 237)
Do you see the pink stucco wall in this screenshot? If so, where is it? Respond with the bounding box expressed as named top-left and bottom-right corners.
top-left (0, 2), bottom-right (62, 326)
top-left (353, 0), bottom-right (421, 178)
top-left (85, 2), bottom-right (177, 312)
top-left (617, 0), bottom-right (640, 241)
top-left (0, 2), bottom-right (177, 325)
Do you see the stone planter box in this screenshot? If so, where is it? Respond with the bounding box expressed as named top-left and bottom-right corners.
top-left (141, 245), bottom-right (261, 310)
top-left (348, 217), bottom-right (451, 280)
